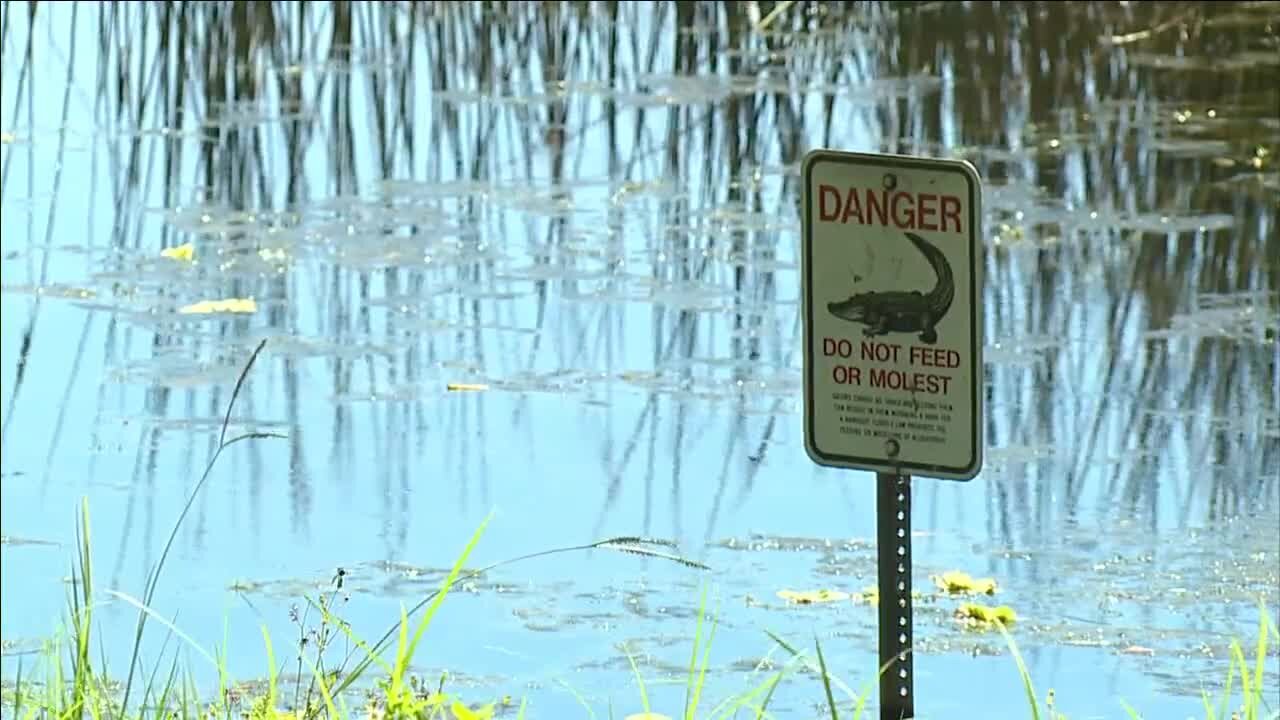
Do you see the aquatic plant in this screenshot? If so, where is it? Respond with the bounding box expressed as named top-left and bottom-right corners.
top-left (953, 602), bottom-right (1018, 632)
top-left (930, 570), bottom-right (998, 597)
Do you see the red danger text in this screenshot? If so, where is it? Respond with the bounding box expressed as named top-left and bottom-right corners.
top-left (817, 185), bottom-right (963, 233)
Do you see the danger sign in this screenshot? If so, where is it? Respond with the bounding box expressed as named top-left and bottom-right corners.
top-left (801, 150), bottom-right (985, 480)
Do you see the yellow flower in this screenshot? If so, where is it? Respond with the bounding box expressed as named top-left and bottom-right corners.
top-left (954, 602), bottom-right (1017, 631)
top-left (161, 242), bottom-right (196, 263)
top-left (177, 298), bottom-right (258, 315)
top-left (932, 570), bottom-right (998, 596)
top-left (776, 589), bottom-right (850, 605)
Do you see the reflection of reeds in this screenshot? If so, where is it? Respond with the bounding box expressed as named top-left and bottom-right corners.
top-left (0, 2), bottom-right (1275, 571)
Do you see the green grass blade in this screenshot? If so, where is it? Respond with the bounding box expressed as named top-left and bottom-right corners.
top-left (385, 512), bottom-right (492, 703)
top-left (686, 587), bottom-right (718, 720)
top-left (765, 628), bottom-right (861, 705)
top-left (388, 603), bottom-right (412, 703)
top-left (1253, 603), bottom-right (1274, 720)
top-left (847, 665), bottom-right (880, 720)
top-left (1232, 639), bottom-right (1254, 720)
top-left (402, 512), bottom-right (492, 660)
top-left (753, 672), bottom-right (784, 720)
top-left (556, 679), bottom-right (597, 720)
top-left (103, 591), bottom-right (219, 669)
top-left (66, 497), bottom-right (93, 720)
top-left (705, 661), bottom-right (795, 720)
top-left (298, 649), bottom-right (341, 720)
top-left (996, 621), bottom-right (1039, 720)
top-left (763, 629), bottom-right (800, 658)
top-left (698, 603), bottom-right (719, 691)
top-left (331, 513), bottom-right (492, 699)
top-left (12, 658), bottom-right (24, 720)
top-left (683, 584), bottom-right (707, 720)
top-left (309, 593), bottom-right (395, 680)
top-left (139, 627), bottom-right (178, 719)
top-left (215, 617), bottom-right (233, 720)
top-left (118, 339), bottom-right (278, 717)
top-left (814, 637), bottom-right (839, 720)
top-left (1219, 645), bottom-right (1238, 720)
top-left (262, 625), bottom-right (278, 719)
top-left (152, 650), bottom-right (182, 719)
top-left (623, 642), bottom-right (650, 714)
top-left (1201, 688), bottom-right (1217, 720)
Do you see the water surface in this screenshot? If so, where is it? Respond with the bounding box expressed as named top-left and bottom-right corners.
top-left (2, 2), bottom-right (1278, 718)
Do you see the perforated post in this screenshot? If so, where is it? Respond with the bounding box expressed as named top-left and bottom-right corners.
top-left (877, 471), bottom-right (914, 720)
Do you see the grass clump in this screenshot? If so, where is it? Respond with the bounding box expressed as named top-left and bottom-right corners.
top-left (6, 498), bottom-right (1278, 720)
top-left (996, 602), bottom-right (1279, 720)
top-left (0, 340), bottom-right (705, 720)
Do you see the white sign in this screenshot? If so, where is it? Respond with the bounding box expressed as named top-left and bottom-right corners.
top-left (801, 150), bottom-right (984, 480)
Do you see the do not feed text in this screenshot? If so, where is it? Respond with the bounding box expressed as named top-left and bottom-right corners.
top-left (821, 337), bottom-right (959, 395)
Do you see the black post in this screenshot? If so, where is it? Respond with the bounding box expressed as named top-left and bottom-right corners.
top-left (876, 471), bottom-right (914, 720)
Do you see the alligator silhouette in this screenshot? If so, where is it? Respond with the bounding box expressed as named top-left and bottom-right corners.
top-left (827, 231), bottom-right (954, 345)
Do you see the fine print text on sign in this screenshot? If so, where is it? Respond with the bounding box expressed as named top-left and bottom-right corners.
top-left (801, 150), bottom-right (984, 480)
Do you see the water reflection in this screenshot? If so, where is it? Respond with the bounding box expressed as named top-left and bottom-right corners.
top-left (2, 1), bottom-right (1277, 716)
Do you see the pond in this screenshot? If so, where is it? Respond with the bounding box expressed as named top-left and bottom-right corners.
top-left (2, 2), bottom-right (1278, 718)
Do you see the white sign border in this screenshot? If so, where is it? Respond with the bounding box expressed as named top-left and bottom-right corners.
top-left (800, 149), bottom-right (985, 481)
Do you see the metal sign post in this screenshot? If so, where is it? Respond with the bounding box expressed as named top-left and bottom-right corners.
top-left (877, 471), bottom-right (913, 720)
top-left (800, 149), bottom-right (984, 720)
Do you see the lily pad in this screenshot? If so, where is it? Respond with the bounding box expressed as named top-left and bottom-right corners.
top-left (177, 297), bottom-right (258, 315)
top-left (776, 589), bottom-right (849, 605)
top-left (160, 242), bottom-right (196, 263)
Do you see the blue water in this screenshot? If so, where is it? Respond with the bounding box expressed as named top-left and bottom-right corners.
top-left (3, 2), bottom-right (1278, 718)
